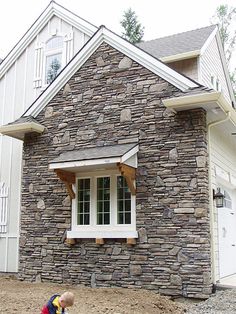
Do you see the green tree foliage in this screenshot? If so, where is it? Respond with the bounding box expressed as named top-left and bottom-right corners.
top-left (47, 58), bottom-right (61, 84)
top-left (212, 4), bottom-right (236, 96)
top-left (120, 8), bottom-right (144, 44)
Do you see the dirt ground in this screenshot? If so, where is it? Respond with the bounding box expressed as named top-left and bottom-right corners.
top-left (0, 275), bottom-right (187, 314)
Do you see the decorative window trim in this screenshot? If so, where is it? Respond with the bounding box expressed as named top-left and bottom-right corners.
top-left (211, 74), bottom-right (222, 92)
top-left (33, 31), bottom-right (74, 89)
top-left (67, 169), bottom-right (137, 239)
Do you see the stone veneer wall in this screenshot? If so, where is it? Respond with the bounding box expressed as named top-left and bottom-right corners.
top-left (19, 43), bottom-right (211, 298)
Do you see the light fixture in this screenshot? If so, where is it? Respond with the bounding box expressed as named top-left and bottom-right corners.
top-left (213, 188), bottom-right (225, 208)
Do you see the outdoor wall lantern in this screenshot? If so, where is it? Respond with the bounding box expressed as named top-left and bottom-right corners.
top-left (213, 188), bottom-right (225, 208)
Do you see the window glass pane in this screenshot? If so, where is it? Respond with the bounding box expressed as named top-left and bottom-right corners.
top-left (46, 36), bottom-right (63, 50)
top-left (118, 213), bottom-right (123, 224)
top-left (104, 213), bottom-right (110, 224)
top-left (77, 178), bottom-right (90, 225)
top-left (117, 176), bottom-right (131, 224)
top-left (46, 53), bottom-right (62, 84)
top-left (97, 213), bottom-right (103, 225)
top-left (125, 213), bottom-right (131, 224)
top-left (97, 177), bottom-right (110, 225)
top-left (84, 214), bottom-right (90, 225)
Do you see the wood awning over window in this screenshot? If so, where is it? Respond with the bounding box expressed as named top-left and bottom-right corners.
top-left (49, 143), bottom-right (139, 198)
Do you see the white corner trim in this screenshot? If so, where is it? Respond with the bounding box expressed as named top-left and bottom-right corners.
top-left (25, 26), bottom-right (199, 118)
top-left (0, 2), bottom-right (97, 80)
top-left (160, 50), bottom-right (200, 63)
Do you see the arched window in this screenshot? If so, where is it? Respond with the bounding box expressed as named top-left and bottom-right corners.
top-left (33, 31), bottom-right (74, 89)
top-left (45, 36), bottom-right (63, 84)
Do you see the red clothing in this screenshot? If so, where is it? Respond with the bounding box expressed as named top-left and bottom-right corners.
top-left (41, 294), bottom-right (65, 314)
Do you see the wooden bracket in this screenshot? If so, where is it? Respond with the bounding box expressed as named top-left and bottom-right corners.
top-left (96, 238), bottom-right (105, 245)
top-left (118, 163), bottom-right (136, 195)
top-left (66, 238), bottom-right (76, 246)
top-left (127, 238), bottom-right (136, 245)
top-left (54, 169), bottom-right (75, 199)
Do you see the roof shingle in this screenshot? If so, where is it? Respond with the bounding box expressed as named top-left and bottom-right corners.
top-left (137, 25), bottom-right (216, 59)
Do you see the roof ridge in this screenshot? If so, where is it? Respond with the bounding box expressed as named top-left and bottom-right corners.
top-left (141, 24), bottom-right (217, 44)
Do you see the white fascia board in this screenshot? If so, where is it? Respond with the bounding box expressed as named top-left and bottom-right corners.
top-left (160, 50), bottom-right (200, 63)
top-left (0, 2), bottom-right (97, 80)
top-left (163, 91), bottom-right (236, 127)
top-left (52, 3), bottom-right (97, 37)
top-left (215, 32), bottom-right (236, 104)
top-left (67, 230), bottom-right (138, 239)
top-left (102, 28), bottom-right (198, 91)
top-left (25, 27), bottom-right (199, 118)
top-left (49, 157), bottom-right (121, 170)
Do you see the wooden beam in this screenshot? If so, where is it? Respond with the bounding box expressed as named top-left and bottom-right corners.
top-left (54, 169), bottom-right (76, 199)
top-left (54, 169), bottom-right (75, 184)
top-left (96, 238), bottom-right (104, 245)
top-left (127, 238), bottom-right (136, 245)
top-left (118, 163), bottom-right (136, 195)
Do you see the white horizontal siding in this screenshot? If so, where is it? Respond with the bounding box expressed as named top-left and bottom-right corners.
top-left (200, 37), bottom-right (231, 103)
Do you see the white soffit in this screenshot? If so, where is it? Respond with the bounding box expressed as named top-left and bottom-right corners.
top-left (0, 1), bottom-right (97, 80)
top-left (25, 26), bottom-right (198, 118)
top-left (162, 91), bottom-right (236, 128)
top-left (0, 122), bottom-right (45, 140)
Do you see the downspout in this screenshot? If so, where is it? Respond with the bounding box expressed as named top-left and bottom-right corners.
top-left (207, 111), bottom-right (231, 285)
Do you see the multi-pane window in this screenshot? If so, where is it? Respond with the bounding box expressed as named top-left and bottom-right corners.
top-left (76, 174), bottom-right (133, 227)
top-left (77, 178), bottom-right (90, 225)
top-left (97, 177), bottom-right (110, 225)
top-left (117, 176), bottom-right (131, 224)
top-left (45, 36), bottom-right (63, 84)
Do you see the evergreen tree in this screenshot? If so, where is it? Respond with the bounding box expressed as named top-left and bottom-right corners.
top-left (47, 58), bottom-right (61, 84)
top-left (120, 8), bottom-right (144, 44)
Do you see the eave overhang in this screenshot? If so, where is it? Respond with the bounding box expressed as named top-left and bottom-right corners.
top-left (160, 50), bottom-right (200, 63)
top-left (0, 122), bottom-right (45, 140)
top-left (162, 91), bottom-right (236, 128)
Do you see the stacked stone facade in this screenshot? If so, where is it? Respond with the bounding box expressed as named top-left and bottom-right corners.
top-left (19, 43), bottom-right (211, 298)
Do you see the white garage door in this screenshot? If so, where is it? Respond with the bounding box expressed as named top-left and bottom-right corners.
top-left (218, 188), bottom-right (236, 278)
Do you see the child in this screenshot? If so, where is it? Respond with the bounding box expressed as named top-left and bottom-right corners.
top-left (41, 291), bottom-right (75, 314)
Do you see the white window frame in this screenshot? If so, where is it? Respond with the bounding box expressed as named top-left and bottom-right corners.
top-left (68, 169), bottom-right (137, 239)
top-left (42, 35), bottom-right (64, 87)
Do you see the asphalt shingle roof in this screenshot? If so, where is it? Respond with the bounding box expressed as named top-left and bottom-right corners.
top-left (137, 25), bottom-right (216, 59)
top-left (51, 143), bottom-right (138, 164)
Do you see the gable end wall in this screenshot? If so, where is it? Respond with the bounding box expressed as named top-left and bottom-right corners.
top-left (19, 43), bottom-right (211, 298)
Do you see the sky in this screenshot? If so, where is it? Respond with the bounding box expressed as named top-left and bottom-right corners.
top-left (0, 0), bottom-right (235, 68)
